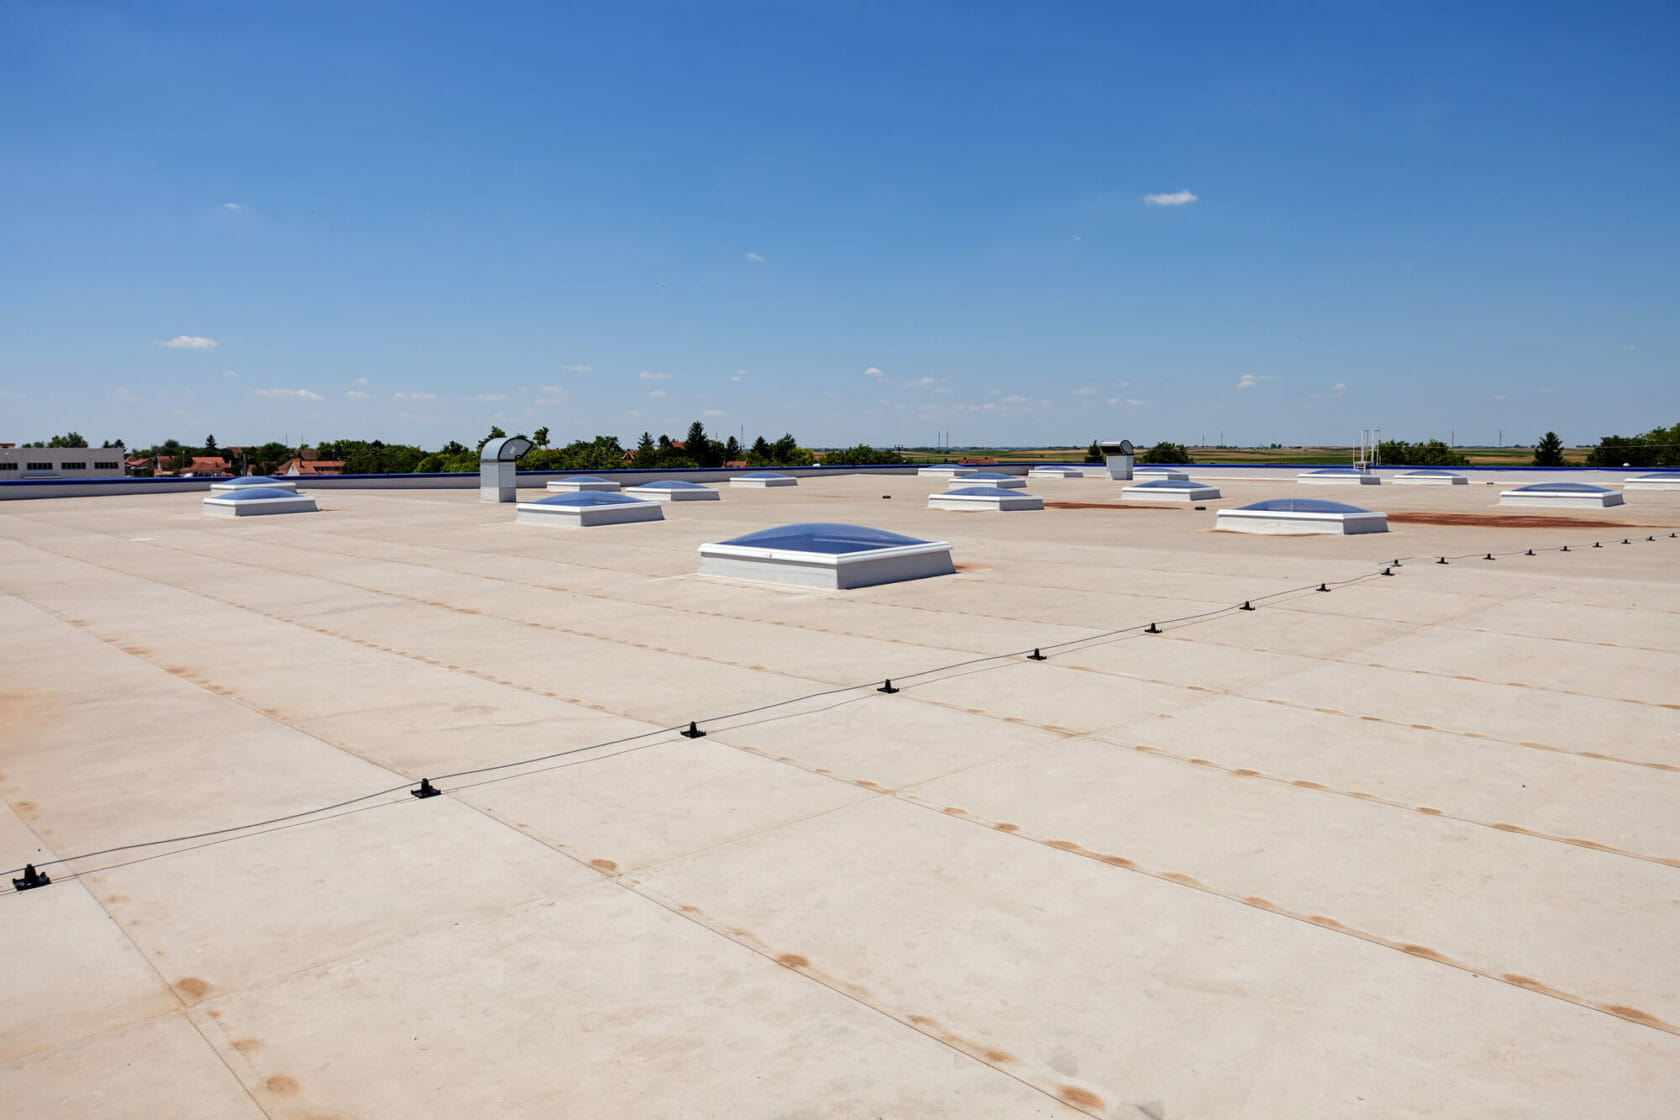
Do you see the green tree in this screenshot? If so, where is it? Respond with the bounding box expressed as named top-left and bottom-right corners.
top-left (204, 434), bottom-right (218, 451)
top-left (1376, 439), bottom-right (1468, 467)
top-left (1583, 422), bottom-right (1680, 468)
top-left (47, 432), bottom-right (88, 448)
top-left (723, 435), bottom-right (742, 462)
top-left (476, 426), bottom-right (506, 455)
top-left (1138, 441), bottom-right (1193, 464)
top-left (532, 426), bottom-right (550, 448)
top-left (1083, 440), bottom-right (1104, 464)
top-left (1532, 431), bottom-right (1566, 467)
top-left (823, 444), bottom-right (906, 466)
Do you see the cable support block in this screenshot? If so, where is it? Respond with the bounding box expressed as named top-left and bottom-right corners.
top-left (1437, 556), bottom-right (1449, 564)
top-left (680, 721), bottom-right (707, 738)
top-left (1315, 583), bottom-right (1330, 592)
top-left (410, 778), bottom-right (441, 799)
top-left (1380, 567), bottom-right (1393, 576)
top-left (877, 679), bottom-right (900, 694)
top-left (1239, 601), bottom-right (1256, 610)
top-left (12, 863), bottom-right (50, 891)
top-left (1144, 623), bottom-right (1162, 634)
top-left (1027, 648), bottom-right (1047, 661)
top-left (1525, 549), bottom-right (1534, 556)
top-left (1484, 553), bottom-right (1495, 560)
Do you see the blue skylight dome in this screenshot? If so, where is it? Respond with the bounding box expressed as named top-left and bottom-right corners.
top-left (220, 476), bottom-right (287, 487)
top-left (556, 475), bottom-right (609, 483)
top-left (1633, 470), bottom-right (1680, 477)
top-left (1238, 498), bottom-right (1371, 514)
top-left (1510, 482), bottom-right (1613, 493)
top-left (635, 479), bottom-right (709, 489)
top-left (1400, 469), bottom-right (1462, 476)
top-left (958, 472), bottom-right (1015, 480)
top-left (530, 492), bottom-right (650, 507)
top-left (220, 487), bottom-right (303, 501)
top-left (714, 522), bottom-right (933, 555)
top-left (1303, 468), bottom-right (1365, 475)
top-left (946, 486), bottom-right (1032, 498)
top-left (1132, 479), bottom-right (1205, 489)
top-left (1033, 465), bottom-right (1083, 471)
top-left (739, 471), bottom-right (792, 479)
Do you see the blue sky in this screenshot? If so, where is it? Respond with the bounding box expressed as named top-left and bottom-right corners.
top-left (2, 1), bottom-right (1674, 450)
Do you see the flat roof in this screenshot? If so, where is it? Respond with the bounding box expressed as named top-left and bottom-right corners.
top-left (3, 471), bottom-right (1679, 1116)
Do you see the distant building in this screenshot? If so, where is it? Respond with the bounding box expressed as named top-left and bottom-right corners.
top-left (275, 457), bottom-right (346, 476)
top-left (181, 457), bottom-right (231, 476)
top-left (0, 446), bottom-right (127, 479)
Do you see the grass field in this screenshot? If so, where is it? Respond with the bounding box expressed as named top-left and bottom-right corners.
top-left (896, 445), bottom-right (1590, 466)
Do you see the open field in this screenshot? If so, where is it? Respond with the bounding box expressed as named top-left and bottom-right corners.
top-left (896, 446), bottom-right (1594, 467)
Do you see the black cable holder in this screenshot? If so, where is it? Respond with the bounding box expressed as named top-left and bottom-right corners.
top-left (410, 778), bottom-right (441, 799)
top-left (1027, 648), bottom-right (1047, 660)
top-left (878, 679), bottom-right (900, 694)
top-left (1239, 601), bottom-right (1256, 610)
top-left (1144, 623), bottom-right (1162, 634)
top-left (11, 864), bottom-right (49, 891)
top-left (680, 721), bottom-right (707, 738)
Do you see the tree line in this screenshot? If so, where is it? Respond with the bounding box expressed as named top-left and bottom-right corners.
top-left (103, 421), bottom-right (905, 476)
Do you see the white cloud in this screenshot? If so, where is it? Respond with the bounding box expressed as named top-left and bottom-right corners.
top-left (1073, 386), bottom-right (1097, 396)
top-left (1105, 397), bottom-right (1146, 407)
top-left (864, 366), bottom-right (884, 379)
top-left (904, 377), bottom-right (940, 389)
top-left (648, 389), bottom-right (668, 399)
top-left (744, 252), bottom-right (764, 263)
top-left (1144, 189), bottom-right (1198, 207)
top-left (222, 202), bottom-right (240, 211)
top-left (393, 391), bottom-right (436, 402)
top-left (1490, 393), bottom-right (1510, 402)
top-left (253, 387), bottom-right (322, 402)
top-left (702, 408), bottom-right (726, 418)
top-left (731, 368), bottom-right (747, 381)
top-left (1001, 394), bottom-right (1031, 406)
top-left (467, 393), bottom-right (508, 402)
top-left (221, 369), bottom-right (237, 378)
top-left (354, 377), bottom-right (368, 385)
top-left (346, 390), bottom-right (374, 400)
top-left (158, 335), bottom-right (218, 350)
top-left (1236, 373), bottom-right (1277, 389)
top-left (638, 370), bottom-right (671, 381)
top-left (535, 385), bottom-right (567, 406)
top-left (560, 363), bottom-right (592, 373)
top-left (113, 388), bottom-right (137, 403)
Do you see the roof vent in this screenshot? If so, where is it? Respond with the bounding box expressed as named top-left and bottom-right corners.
top-left (479, 436), bottom-right (534, 503)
